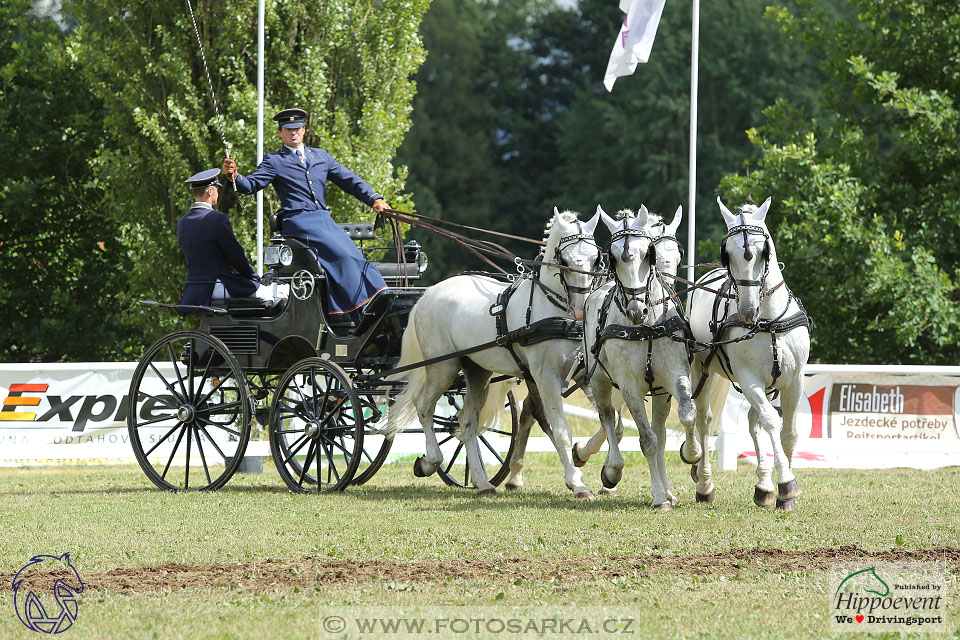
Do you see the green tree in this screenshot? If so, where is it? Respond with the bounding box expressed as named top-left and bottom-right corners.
top-left (720, 0), bottom-right (960, 364)
top-left (0, 0), bottom-right (135, 361)
top-left (399, 0), bottom-right (824, 280)
top-left (70, 0), bottom-right (427, 345)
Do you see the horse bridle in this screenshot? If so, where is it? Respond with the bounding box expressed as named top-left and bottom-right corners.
top-left (721, 223), bottom-right (783, 300)
top-left (608, 227), bottom-right (655, 315)
top-left (553, 228), bottom-right (605, 298)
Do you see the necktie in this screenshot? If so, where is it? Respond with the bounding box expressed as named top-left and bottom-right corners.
top-left (296, 148), bottom-right (306, 166)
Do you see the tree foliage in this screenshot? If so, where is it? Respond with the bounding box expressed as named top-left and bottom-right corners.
top-left (398, 0), bottom-right (823, 280)
top-left (0, 0), bottom-right (427, 360)
top-left (0, 0), bottom-right (134, 361)
top-left (720, 0), bottom-right (960, 364)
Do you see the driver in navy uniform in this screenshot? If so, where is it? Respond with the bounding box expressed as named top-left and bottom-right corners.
top-left (222, 108), bottom-right (389, 321)
top-left (178, 168), bottom-right (284, 308)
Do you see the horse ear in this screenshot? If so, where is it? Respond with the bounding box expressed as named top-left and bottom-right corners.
top-left (754, 196), bottom-right (772, 223)
top-left (717, 196), bottom-right (738, 228)
top-left (599, 206), bottom-right (619, 233)
top-left (636, 204), bottom-right (649, 225)
top-left (666, 205), bottom-right (682, 235)
top-left (583, 206), bottom-right (602, 235)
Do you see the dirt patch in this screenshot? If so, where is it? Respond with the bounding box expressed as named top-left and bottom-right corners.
top-left (6, 546), bottom-right (959, 594)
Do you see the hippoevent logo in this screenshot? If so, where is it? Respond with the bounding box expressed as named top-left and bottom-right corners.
top-left (829, 563), bottom-right (946, 633)
top-left (12, 553), bottom-right (84, 634)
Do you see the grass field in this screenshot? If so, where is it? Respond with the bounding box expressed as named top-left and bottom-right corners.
top-left (1, 453), bottom-right (958, 639)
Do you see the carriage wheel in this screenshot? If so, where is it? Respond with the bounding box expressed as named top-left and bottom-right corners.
top-left (436, 389), bottom-right (519, 489)
top-left (351, 393), bottom-right (394, 485)
top-left (127, 330), bottom-right (251, 491)
top-left (269, 358), bottom-right (363, 493)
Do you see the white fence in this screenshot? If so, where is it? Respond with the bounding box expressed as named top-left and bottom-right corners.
top-left (2, 363), bottom-right (960, 470)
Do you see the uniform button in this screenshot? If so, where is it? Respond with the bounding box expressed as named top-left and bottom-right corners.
top-left (309, 180), bottom-right (312, 184)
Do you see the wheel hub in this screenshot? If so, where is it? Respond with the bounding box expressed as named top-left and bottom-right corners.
top-left (305, 421), bottom-right (322, 439)
top-left (177, 404), bottom-right (197, 424)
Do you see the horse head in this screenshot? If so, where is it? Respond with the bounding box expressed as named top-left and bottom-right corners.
top-left (544, 206), bottom-right (602, 321)
top-left (718, 196), bottom-right (775, 325)
top-left (600, 205), bottom-right (655, 325)
top-left (651, 205), bottom-right (683, 276)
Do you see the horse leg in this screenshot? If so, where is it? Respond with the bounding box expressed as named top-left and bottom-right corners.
top-left (589, 377), bottom-right (623, 492)
top-left (691, 371), bottom-right (724, 500)
top-left (412, 361), bottom-right (461, 478)
top-left (536, 378), bottom-right (592, 499)
top-left (622, 387), bottom-right (670, 509)
top-left (459, 362), bottom-right (496, 495)
top-left (745, 400), bottom-right (775, 507)
top-left (650, 394), bottom-right (676, 505)
top-left (775, 374), bottom-right (804, 508)
top-left (572, 387), bottom-right (623, 468)
top-left (742, 380), bottom-right (796, 511)
top-left (504, 389), bottom-right (537, 492)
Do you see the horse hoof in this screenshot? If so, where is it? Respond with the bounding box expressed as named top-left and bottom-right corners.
top-left (690, 465), bottom-right (700, 483)
top-left (599, 486), bottom-right (618, 497)
top-left (668, 493), bottom-right (678, 506)
top-left (413, 456), bottom-right (434, 478)
top-left (504, 483), bottom-right (522, 493)
top-left (653, 501), bottom-right (672, 511)
top-left (678, 440), bottom-right (700, 465)
top-left (600, 465), bottom-right (621, 489)
top-left (696, 490), bottom-right (716, 503)
top-left (753, 487), bottom-right (776, 508)
top-left (778, 479), bottom-right (802, 500)
top-left (478, 487), bottom-right (498, 497)
top-left (572, 442), bottom-right (587, 468)
top-left (776, 498), bottom-right (797, 511)
top-left (573, 489), bottom-right (595, 500)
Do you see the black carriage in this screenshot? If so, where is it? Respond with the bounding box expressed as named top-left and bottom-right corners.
top-left (127, 221), bottom-right (519, 493)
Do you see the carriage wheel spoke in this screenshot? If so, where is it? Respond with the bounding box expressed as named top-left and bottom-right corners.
top-left (438, 434), bottom-right (455, 446)
top-left (144, 421), bottom-right (184, 456)
top-left (135, 391), bottom-right (178, 410)
top-left (160, 425), bottom-right (188, 481)
top-left (444, 442), bottom-right (463, 474)
top-left (190, 339), bottom-right (216, 403)
top-left (194, 417), bottom-right (241, 438)
top-left (297, 442), bottom-right (317, 487)
top-left (147, 361), bottom-right (185, 404)
top-left (480, 435), bottom-right (504, 464)
top-left (135, 413), bottom-right (178, 431)
top-left (194, 426), bottom-right (212, 486)
top-left (321, 438), bottom-right (341, 485)
top-left (197, 425), bottom-right (229, 461)
top-left (485, 428), bottom-right (512, 437)
top-left (184, 421), bottom-right (193, 490)
top-left (320, 433), bottom-right (353, 460)
top-left (195, 375), bottom-right (235, 408)
top-left (282, 434), bottom-right (310, 466)
top-left (274, 428), bottom-right (306, 435)
top-left (290, 376), bottom-right (316, 420)
top-left (464, 457), bottom-right (470, 487)
top-left (166, 343), bottom-right (189, 401)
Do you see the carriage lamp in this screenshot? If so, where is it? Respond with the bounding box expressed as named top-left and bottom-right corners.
top-left (264, 244), bottom-right (294, 268)
top-left (403, 240), bottom-right (428, 274)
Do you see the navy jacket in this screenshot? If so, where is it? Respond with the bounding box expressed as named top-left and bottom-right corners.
top-left (234, 146), bottom-right (381, 214)
top-left (177, 205), bottom-right (258, 306)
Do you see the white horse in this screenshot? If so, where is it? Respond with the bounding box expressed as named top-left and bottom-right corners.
top-left (386, 209), bottom-right (603, 497)
top-left (688, 197), bottom-right (811, 509)
top-left (567, 206), bottom-right (698, 501)
top-left (504, 206), bottom-right (692, 499)
top-left (578, 207), bottom-right (700, 509)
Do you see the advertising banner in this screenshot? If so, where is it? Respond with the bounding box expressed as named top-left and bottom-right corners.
top-left (721, 367), bottom-right (960, 470)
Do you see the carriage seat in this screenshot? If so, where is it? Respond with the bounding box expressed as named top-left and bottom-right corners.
top-left (207, 294), bottom-right (288, 317)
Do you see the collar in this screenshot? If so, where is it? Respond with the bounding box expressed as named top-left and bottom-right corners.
top-left (191, 202), bottom-right (213, 210)
top-left (283, 144), bottom-right (306, 155)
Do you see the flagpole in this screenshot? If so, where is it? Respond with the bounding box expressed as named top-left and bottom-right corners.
top-left (686, 0), bottom-right (699, 306)
top-left (255, 0), bottom-right (265, 275)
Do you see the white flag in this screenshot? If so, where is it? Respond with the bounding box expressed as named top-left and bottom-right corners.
top-left (603, 0), bottom-right (667, 91)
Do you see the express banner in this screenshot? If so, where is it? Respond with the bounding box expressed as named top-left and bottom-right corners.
top-left (723, 371), bottom-right (960, 469)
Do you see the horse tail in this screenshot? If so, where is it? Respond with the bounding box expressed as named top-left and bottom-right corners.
top-left (384, 303), bottom-right (426, 437)
top-left (706, 377), bottom-right (731, 435)
top-left (478, 380), bottom-right (508, 432)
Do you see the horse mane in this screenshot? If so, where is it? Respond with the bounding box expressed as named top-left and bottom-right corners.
top-left (615, 208), bottom-right (634, 220)
top-left (540, 210), bottom-right (581, 257)
top-left (737, 203), bottom-right (759, 216)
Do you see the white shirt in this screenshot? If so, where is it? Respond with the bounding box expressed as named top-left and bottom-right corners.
top-left (191, 202), bottom-right (213, 209)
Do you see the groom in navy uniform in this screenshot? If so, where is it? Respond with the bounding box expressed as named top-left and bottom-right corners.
top-left (222, 108), bottom-right (389, 319)
top-left (177, 168), bottom-right (287, 309)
